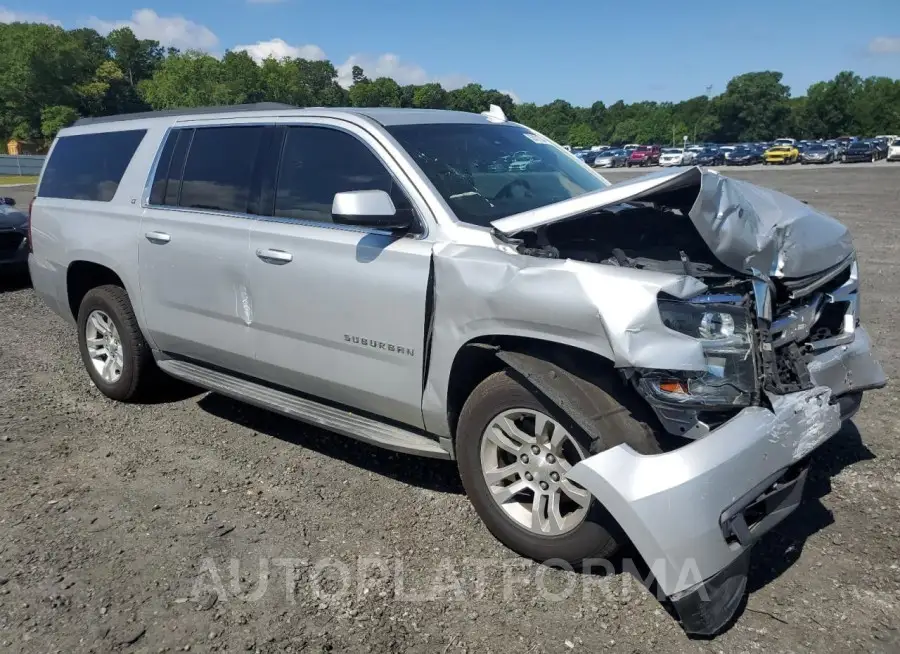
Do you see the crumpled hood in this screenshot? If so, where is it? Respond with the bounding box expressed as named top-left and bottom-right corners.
top-left (0, 205), bottom-right (27, 229)
top-left (490, 166), bottom-right (854, 278)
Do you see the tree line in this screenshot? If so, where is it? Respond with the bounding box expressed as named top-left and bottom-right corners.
top-left (1, 21), bottom-right (898, 150)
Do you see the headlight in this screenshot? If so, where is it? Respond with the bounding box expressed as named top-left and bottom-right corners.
top-left (639, 299), bottom-right (758, 408)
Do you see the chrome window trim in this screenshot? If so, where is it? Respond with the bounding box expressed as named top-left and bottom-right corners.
top-left (140, 118), bottom-right (431, 241)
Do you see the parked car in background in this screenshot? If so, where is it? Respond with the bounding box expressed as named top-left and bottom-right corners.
top-left (626, 145), bottom-right (660, 167)
top-left (573, 149), bottom-right (598, 166)
top-left (694, 147), bottom-right (724, 166)
top-left (800, 143), bottom-right (834, 164)
top-left (0, 197), bottom-right (28, 270)
top-left (508, 151), bottom-right (542, 171)
top-left (842, 141), bottom-right (877, 163)
top-left (773, 137), bottom-right (797, 147)
top-left (658, 147), bottom-right (688, 166)
top-left (763, 145), bottom-right (799, 165)
top-left (725, 145), bottom-right (762, 166)
top-left (718, 145), bottom-right (736, 159)
top-left (888, 140), bottom-right (900, 161)
top-left (871, 139), bottom-right (888, 160)
top-left (592, 149), bottom-right (628, 168)
top-left (824, 140), bottom-right (843, 159)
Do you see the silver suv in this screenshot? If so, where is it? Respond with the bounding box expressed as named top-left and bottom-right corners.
top-left (28, 103), bottom-right (885, 635)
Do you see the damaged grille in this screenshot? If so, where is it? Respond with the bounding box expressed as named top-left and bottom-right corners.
top-left (763, 255), bottom-right (859, 394)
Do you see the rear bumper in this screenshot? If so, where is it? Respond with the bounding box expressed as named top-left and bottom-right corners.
top-left (566, 326), bottom-right (886, 635)
top-left (0, 230), bottom-right (28, 267)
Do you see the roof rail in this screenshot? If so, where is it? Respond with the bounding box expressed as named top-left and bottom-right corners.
top-left (73, 102), bottom-right (297, 126)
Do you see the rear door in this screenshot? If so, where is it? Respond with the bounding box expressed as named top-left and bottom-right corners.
top-left (246, 119), bottom-right (434, 428)
top-left (138, 122), bottom-right (269, 374)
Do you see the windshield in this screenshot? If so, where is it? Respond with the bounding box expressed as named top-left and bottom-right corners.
top-left (387, 123), bottom-right (609, 227)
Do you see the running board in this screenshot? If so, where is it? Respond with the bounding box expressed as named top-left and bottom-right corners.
top-left (156, 358), bottom-right (451, 459)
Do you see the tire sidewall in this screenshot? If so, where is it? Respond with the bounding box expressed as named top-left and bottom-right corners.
top-left (456, 372), bottom-right (621, 565)
top-left (77, 289), bottom-right (138, 400)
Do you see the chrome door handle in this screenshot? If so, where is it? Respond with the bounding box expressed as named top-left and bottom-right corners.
top-left (256, 248), bottom-right (293, 264)
top-left (145, 231), bottom-right (171, 244)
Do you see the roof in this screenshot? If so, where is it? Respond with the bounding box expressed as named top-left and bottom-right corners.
top-left (71, 104), bottom-right (501, 129)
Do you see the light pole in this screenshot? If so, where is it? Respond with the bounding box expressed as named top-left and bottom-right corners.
top-left (693, 84), bottom-right (713, 144)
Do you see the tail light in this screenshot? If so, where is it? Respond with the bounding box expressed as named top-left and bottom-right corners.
top-left (27, 196), bottom-right (34, 253)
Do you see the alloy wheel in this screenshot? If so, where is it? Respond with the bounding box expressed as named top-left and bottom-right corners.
top-left (480, 408), bottom-right (591, 536)
top-left (85, 310), bottom-right (124, 383)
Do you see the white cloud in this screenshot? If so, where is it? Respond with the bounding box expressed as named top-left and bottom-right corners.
top-left (233, 38), bottom-right (325, 62)
top-left (0, 7), bottom-right (62, 25)
top-left (868, 36), bottom-right (900, 55)
top-left (335, 53), bottom-right (470, 90)
top-left (84, 9), bottom-right (218, 51)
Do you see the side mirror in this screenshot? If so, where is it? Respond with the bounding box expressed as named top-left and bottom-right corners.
top-left (331, 190), bottom-right (410, 231)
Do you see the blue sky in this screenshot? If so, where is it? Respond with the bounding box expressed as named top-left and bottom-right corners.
top-left (3, 0), bottom-right (899, 105)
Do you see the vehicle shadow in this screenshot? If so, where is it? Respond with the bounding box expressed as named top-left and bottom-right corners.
top-left (566, 420), bottom-right (874, 637)
top-left (745, 419), bottom-right (873, 592)
top-left (0, 267), bottom-right (31, 293)
top-left (196, 392), bottom-right (465, 495)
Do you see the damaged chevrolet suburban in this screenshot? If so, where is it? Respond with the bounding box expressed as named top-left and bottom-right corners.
top-left (28, 103), bottom-right (886, 635)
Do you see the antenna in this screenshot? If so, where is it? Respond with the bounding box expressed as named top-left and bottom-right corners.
top-left (481, 104), bottom-right (507, 123)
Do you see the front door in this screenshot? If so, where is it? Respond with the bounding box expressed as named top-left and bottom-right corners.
top-left (247, 122), bottom-right (433, 428)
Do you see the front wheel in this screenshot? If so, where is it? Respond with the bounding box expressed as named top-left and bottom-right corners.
top-left (456, 369), bottom-right (661, 564)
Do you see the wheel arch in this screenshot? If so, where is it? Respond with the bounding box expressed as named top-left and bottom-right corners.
top-left (65, 259), bottom-right (152, 348)
top-left (443, 335), bottom-right (618, 446)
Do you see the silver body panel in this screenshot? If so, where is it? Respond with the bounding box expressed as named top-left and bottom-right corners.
top-left (28, 106), bottom-right (886, 612)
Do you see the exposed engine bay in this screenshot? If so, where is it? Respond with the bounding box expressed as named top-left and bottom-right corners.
top-left (513, 201), bottom-right (740, 284)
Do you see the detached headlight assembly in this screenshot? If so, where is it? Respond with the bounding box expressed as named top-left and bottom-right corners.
top-left (639, 298), bottom-right (758, 408)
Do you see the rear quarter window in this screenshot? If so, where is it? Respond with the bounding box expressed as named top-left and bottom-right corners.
top-left (38, 130), bottom-right (147, 202)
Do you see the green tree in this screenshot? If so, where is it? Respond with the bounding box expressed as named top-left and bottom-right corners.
top-left (0, 23), bottom-right (96, 140)
top-left (567, 123), bottom-right (598, 147)
top-left (715, 71), bottom-right (792, 141)
top-left (106, 27), bottom-right (164, 87)
top-left (412, 83), bottom-right (447, 109)
top-left (349, 77), bottom-right (401, 107)
top-left (139, 51), bottom-right (235, 109)
top-left (40, 105), bottom-right (79, 139)
top-left (222, 50), bottom-right (264, 104)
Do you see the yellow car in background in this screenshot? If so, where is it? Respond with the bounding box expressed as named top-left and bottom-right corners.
top-left (763, 145), bottom-right (799, 165)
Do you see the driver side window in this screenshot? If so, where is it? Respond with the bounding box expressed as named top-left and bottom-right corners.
top-left (274, 126), bottom-right (416, 226)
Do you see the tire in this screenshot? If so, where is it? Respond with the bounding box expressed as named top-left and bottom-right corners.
top-left (626, 162), bottom-right (632, 168)
top-left (76, 284), bottom-right (155, 402)
top-left (456, 368), bottom-right (662, 565)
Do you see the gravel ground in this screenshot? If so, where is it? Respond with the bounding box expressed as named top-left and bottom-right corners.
top-left (1, 168), bottom-right (899, 653)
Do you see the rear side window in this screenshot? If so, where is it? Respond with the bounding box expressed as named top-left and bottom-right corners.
top-left (177, 126), bottom-right (265, 214)
top-left (39, 130), bottom-right (146, 201)
top-left (149, 129), bottom-right (193, 206)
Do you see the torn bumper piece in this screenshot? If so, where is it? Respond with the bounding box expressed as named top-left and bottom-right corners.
top-left (565, 327), bottom-right (886, 636)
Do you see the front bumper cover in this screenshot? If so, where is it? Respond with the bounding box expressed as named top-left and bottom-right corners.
top-left (565, 326), bottom-right (885, 635)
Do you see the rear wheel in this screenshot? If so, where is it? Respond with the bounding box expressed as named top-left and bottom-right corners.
top-left (456, 368), bottom-right (662, 564)
top-left (76, 285), bottom-right (156, 402)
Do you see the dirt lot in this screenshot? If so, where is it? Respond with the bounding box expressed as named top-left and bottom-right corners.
top-left (1, 168), bottom-right (899, 653)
